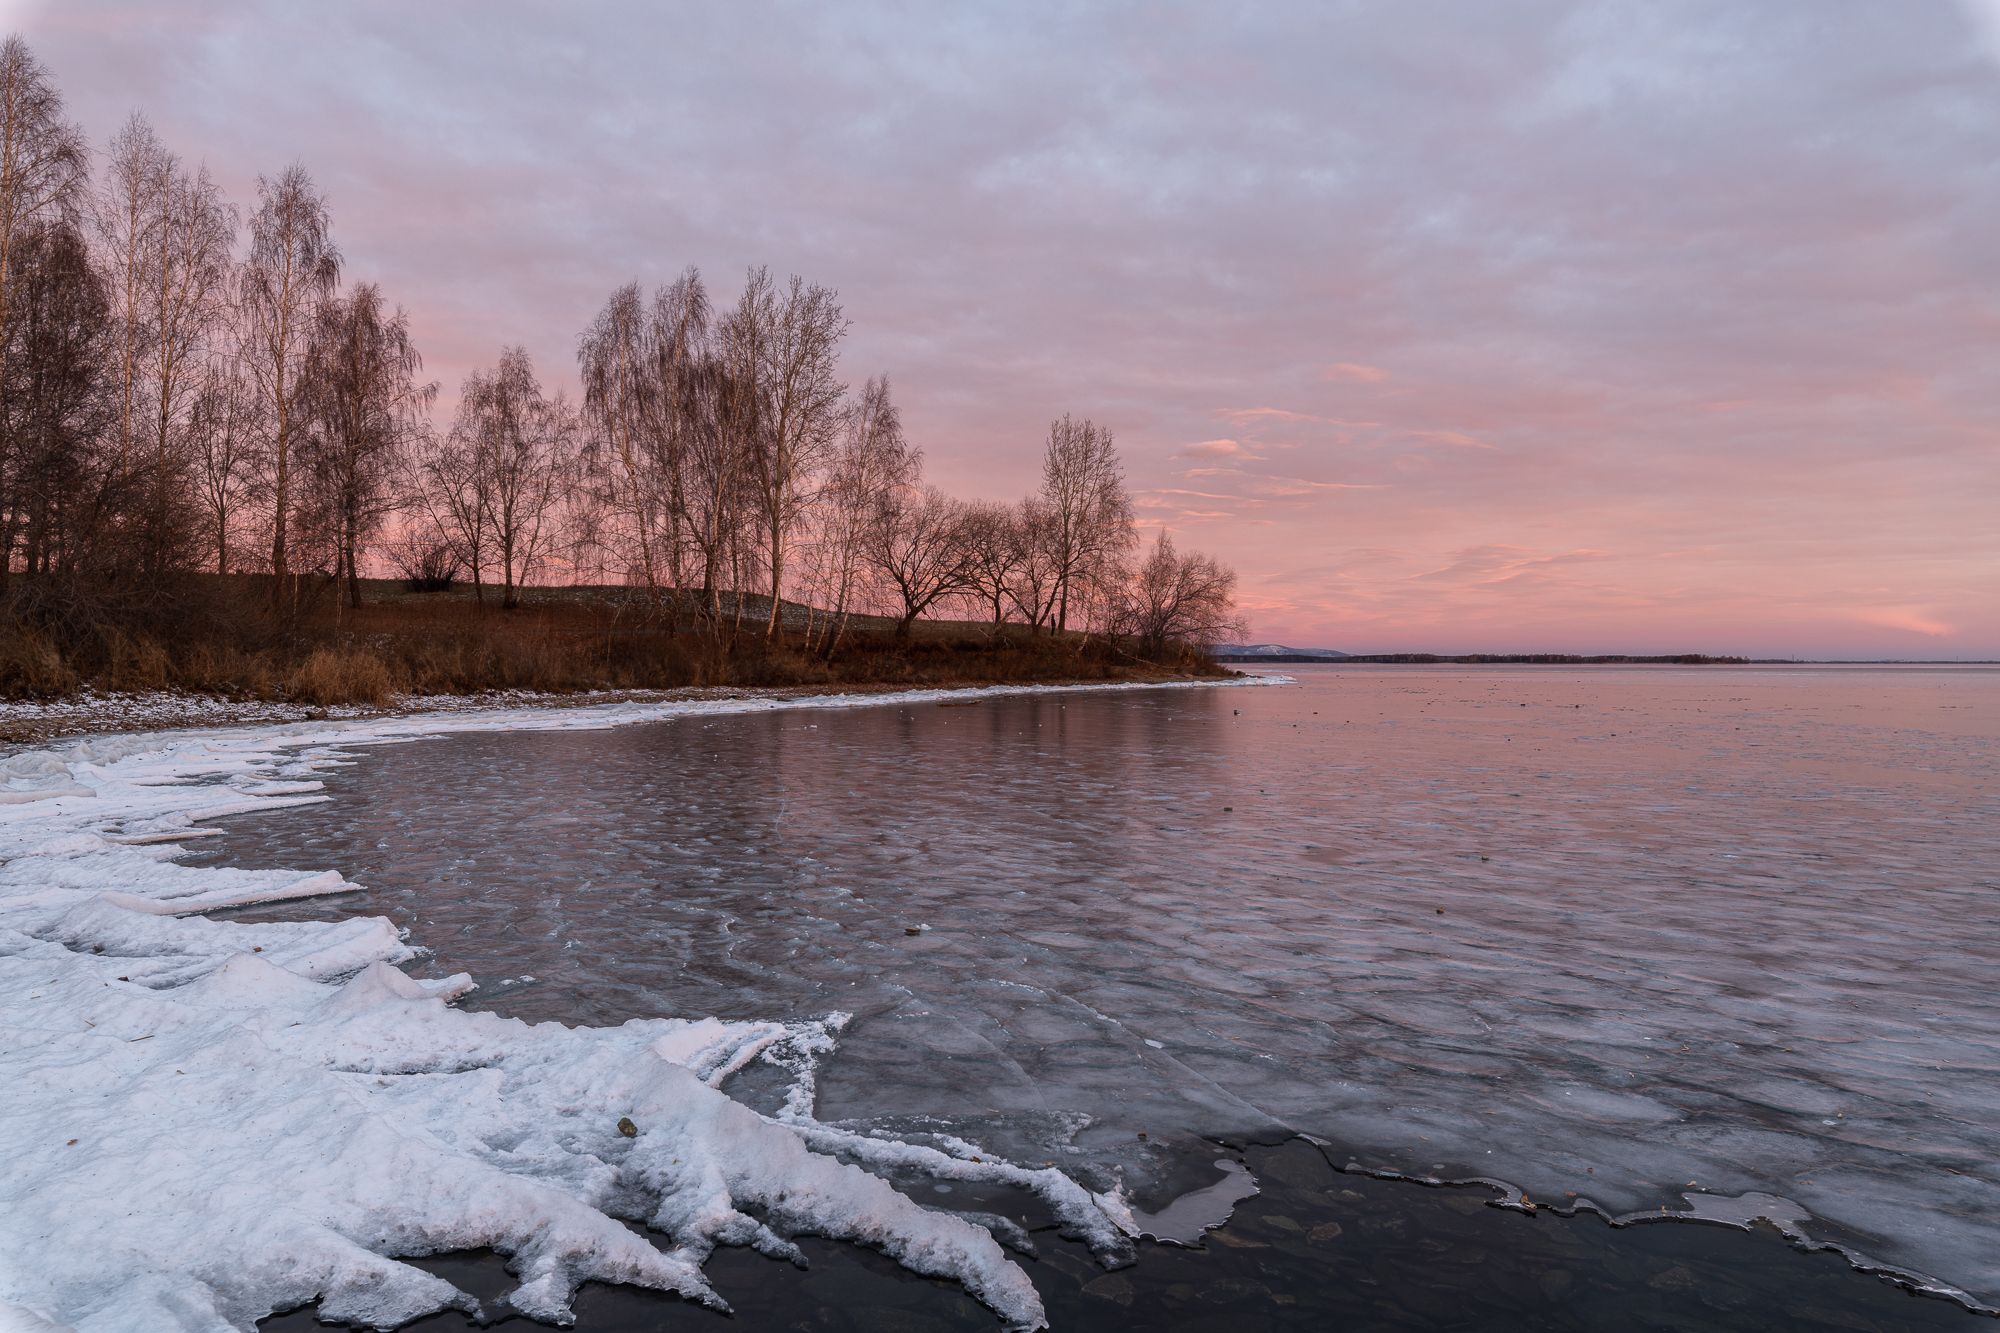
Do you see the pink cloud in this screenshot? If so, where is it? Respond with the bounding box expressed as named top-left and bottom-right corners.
top-left (1322, 361), bottom-right (1389, 384)
top-left (1217, 406), bottom-right (1325, 425)
top-left (1177, 438), bottom-right (1255, 459)
top-left (1249, 476), bottom-right (1387, 496)
top-left (1404, 428), bottom-right (1493, 450)
top-left (1849, 607), bottom-right (1956, 638)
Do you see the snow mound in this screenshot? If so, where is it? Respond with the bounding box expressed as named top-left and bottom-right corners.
top-left (0, 684), bottom-right (1214, 1330)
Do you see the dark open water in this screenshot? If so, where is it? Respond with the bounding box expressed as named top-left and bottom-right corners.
top-left (232, 665), bottom-right (2000, 1329)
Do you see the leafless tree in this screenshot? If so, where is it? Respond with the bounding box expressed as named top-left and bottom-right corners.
top-left (1112, 528), bottom-right (1245, 657)
top-left (578, 281), bottom-right (660, 591)
top-left (959, 499), bottom-right (1028, 629)
top-left (579, 270), bottom-right (733, 619)
top-left (0, 34), bottom-right (87, 405)
top-left (453, 347), bottom-right (575, 608)
top-left (0, 34), bottom-right (88, 591)
top-left (408, 422), bottom-right (490, 603)
top-left (1005, 495), bottom-right (1061, 629)
top-left (188, 330), bottom-right (261, 576)
top-left (813, 374), bottom-right (913, 649)
top-left (298, 282), bottom-right (432, 607)
top-left (1037, 414), bottom-right (1134, 633)
top-left (865, 484), bottom-right (978, 642)
top-left (1, 29), bottom-right (1235, 665)
top-left (696, 275), bottom-right (769, 627)
top-left (92, 114), bottom-right (168, 475)
top-left (139, 155), bottom-right (234, 576)
top-left (748, 270), bottom-right (846, 638)
top-left (0, 220), bottom-right (113, 580)
top-left (241, 163), bottom-right (339, 593)
top-left (642, 270), bottom-right (709, 599)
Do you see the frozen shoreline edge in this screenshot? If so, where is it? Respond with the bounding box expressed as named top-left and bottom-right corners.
top-left (0, 673), bottom-right (1261, 753)
top-left (19, 672), bottom-right (1969, 1326)
top-left (0, 676), bottom-right (1278, 1333)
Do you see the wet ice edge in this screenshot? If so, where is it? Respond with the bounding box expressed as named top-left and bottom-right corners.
top-left (0, 681), bottom-right (1273, 1332)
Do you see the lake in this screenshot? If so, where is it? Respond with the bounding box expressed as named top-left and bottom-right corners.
top-left (224, 665), bottom-right (2000, 1328)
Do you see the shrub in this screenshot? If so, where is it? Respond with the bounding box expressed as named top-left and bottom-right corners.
top-left (0, 629), bottom-right (78, 697)
top-left (286, 648), bottom-right (395, 706)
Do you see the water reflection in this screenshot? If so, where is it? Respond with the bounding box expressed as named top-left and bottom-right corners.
top-left (211, 666), bottom-right (2000, 1307)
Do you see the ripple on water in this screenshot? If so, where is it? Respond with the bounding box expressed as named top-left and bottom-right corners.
top-left (211, 665), bottom-right (2000, 1311)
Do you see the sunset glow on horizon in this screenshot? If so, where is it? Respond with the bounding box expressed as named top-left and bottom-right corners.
top-left (15, 1), bottom-right (1998, 658)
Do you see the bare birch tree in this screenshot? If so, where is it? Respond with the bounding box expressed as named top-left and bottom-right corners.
top-left (299, 281), bottom-right (432, 607)
top-left (409, 420), bottom-right (490, 603)
top-left (92, 114), bottom-right (167, 475)
top-left (1037, 414), bottom-right (1134, 633)
top-left (454, 347), bottom-right (574, 608)
top-left (749, 270), bottom-right (846, 638)
top-left (0, 34), bottom-right (87, 399)
top-left (139, 157), bottom-right (234, 576)
top-left (242, 163), bottom-right (339, 593)
top-left (816, 374), bottom-right (913, 649)
top-left (579, 270), bottom-right (728, 613)
top-left (189, 332), bottom-right (260, 576)
top-left (1, 220), bottom-right (112, 579)
top-left (643, 269), bottom-right (709, 600)
top-left (578, 282), bottom-right (661, 591)
top-left (697, 275), bottom-right (769, 627)
top-left (0, 35), bottom-right (88, 590)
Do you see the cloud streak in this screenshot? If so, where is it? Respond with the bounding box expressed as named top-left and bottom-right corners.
top-left (1322, 361), bottom-right (1389, 384)
top-left (1177, 438), bottom-right (1258, 460)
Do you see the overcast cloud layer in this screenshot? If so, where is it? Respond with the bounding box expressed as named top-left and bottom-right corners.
top-left (10, 1), bottom-right (1998, 656)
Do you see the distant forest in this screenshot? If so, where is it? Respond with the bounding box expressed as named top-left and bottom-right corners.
top-left (1234, 653), bottom-right (1755, 665)
top-left (0, 35), bottom-right (1243, 697)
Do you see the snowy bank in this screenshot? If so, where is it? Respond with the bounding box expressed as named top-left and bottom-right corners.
top-left (0, 685), bottom-right (716, 748)
top-left (0, 681), bottom-right (1271, 1331)
top-left (0, 674), bottom-right (1259, 750)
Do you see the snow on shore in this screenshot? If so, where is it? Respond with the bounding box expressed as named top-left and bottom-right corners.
top-left (0, 686), bottom-right (660, 747)
top-left (0, 683), bottom-right (1262, 1331)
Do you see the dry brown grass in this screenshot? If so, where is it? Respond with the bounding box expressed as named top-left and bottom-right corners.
top-left (0, 573), bottom-right (1226, 704)
top-left (286, 648), bottom-right (396, 707)
top-left (0, 628), bottom-right (79, 697)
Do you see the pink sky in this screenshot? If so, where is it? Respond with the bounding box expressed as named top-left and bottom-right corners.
top-left (11, 1), bottom-right (1999, 657)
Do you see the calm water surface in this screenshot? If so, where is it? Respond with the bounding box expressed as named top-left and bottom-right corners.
top-left (220, 665), bottom-right (2000, 1326)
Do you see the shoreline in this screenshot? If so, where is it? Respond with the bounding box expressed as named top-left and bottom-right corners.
top-left (179, 673), bottom-right (1985, 1324)
top-left (3, 672), bottom-right (1986, 1330)
top-left (0, 669), bottom-right (1243, 751)
top-left (263, 1135), bottom-right (1990, 1332)
top-left (7, 679), bottom-right (1295, 1328)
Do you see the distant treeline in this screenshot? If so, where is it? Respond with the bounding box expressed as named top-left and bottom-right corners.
top-left (1253, 653), bottom-right (1754, 665)
top-left (0, 34), bottom-right (1243, 686)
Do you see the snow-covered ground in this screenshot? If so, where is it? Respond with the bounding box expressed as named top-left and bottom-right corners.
top-left (0, 682), bottom-right (1264, 1332)
top-left (0, 686), bottom-right (716, 748)
top-left (0, 688), bottom-right (341, 743)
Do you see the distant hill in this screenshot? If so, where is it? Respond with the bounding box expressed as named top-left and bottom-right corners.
top-left (1214, 643), bottom-right (1350, 662)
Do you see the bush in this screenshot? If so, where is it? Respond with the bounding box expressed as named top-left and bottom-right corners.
top-left (286, 647), bottom-right (396, 706)
top-left (102, 632), bottom-right (172, 692)
top-left (174, 641), bottom-right (281, 698)
top-left (0, 629), bottom-right (78, 697)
